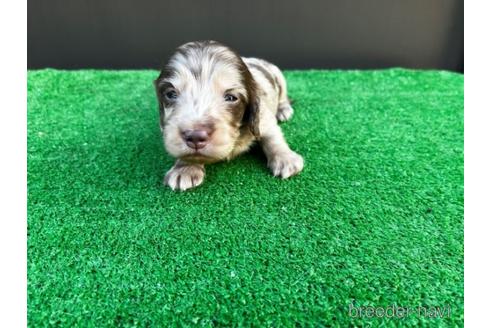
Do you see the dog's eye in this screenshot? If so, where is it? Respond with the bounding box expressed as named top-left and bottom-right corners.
top-left (164, 90), bottom-right (178, 100)
top-left (224, 94), bottom-right (238, 102)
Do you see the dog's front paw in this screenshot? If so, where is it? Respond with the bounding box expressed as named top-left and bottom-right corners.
top-left (268, 151), bottom-right (304, 179)
top-left (164, 163), bottom-right (205, 191)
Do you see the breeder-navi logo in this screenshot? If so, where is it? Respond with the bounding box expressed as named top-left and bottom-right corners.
top-left (348, 303), bottom-right (451, 319)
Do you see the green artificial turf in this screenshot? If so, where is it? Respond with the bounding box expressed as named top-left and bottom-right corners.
top-left (28, 68), bottom-right (463, 327)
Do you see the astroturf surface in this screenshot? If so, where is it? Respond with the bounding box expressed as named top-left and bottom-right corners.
top-left (27, 69), bottom-right (463, 327)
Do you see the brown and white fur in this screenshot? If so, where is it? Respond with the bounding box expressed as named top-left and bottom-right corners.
top-left (154, 40), bottom-right (303, 191)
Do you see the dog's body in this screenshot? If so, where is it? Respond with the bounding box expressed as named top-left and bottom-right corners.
top-left (155, 41), bottom-right (303, 190)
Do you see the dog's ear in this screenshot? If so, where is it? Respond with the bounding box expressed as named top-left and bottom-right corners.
top-left (244, 90), bottom-right (260, 137)
top-left (154, 66), bottom-right (175, 131)
top-left (239, 63), bottom-right (260, 138)
top-left (153, 78), bottom-right (166, 131)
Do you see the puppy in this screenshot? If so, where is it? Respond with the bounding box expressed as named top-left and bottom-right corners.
top-left (154, 40), bottom-right (304, 191)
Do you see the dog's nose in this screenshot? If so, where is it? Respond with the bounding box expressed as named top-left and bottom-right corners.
top-left (182, 129), bottom-right (210, 149)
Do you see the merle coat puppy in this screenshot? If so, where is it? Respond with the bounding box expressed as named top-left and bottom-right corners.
top-left (155, 40), bottom-right (304, 191)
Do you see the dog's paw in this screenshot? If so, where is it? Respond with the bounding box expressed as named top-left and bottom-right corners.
top-left (268, 151), bottom-right (304, 179)
top-left (164, 163), bottom-right (205, 191)
top-left (276, 103), bottom-right (294, 122)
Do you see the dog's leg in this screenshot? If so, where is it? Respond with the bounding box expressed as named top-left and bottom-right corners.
top-left (276, 101), bottom-right (294, 122)
top-left (260, 123), bottom-right (304, 179)
top-left (269, 66), bottom-right (294, 122)
top-left (164, 160), bottom-right (205, 191)
top-left (276, 78), bottom-right (293, 122)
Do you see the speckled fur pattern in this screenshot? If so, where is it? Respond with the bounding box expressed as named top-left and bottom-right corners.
top-left (154, 40), bottom-right (303, 191)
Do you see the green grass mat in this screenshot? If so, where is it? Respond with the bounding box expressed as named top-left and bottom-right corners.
top-left (28, 69), bottom-right (463, 327)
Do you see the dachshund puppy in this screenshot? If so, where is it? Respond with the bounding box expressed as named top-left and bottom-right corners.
top-left (154, 40), bottom-right (303, 190)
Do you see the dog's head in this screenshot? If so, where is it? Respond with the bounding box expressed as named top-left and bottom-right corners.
top-left (154, 40), bottom-right (259, 164)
